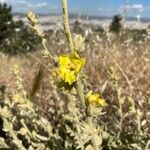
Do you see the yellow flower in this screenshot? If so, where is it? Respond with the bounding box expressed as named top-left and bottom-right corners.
top-left (86, 91), bottom-right (106, 107)
top-left (58, 52), bottom-right (85, 85)
top-left (73, 34), bottom-right (85, 52)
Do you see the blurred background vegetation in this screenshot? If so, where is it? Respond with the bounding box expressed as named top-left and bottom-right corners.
top-left (0, 3), bottom-right (40, 55)
top-left (0, 3), bottom-right (150, 55)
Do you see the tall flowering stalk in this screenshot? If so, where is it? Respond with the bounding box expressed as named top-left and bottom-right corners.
top-left (27, 10), bottom-right (53, 59)
top-left (27, 1), bottom-right (106, 149)
top-left (61, 0), bottom-right (106, 149)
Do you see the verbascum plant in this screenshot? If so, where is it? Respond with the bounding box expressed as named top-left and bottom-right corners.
top-left (0, 65), bottom-right (65, 149)
top-left (27, 10), bottom-right (53, 60)
top-left (51, 0), bottom-right (107, 149)
top-left (105, 66), bottom-right (150, 150)
top-left (27, 0), bottom-right (107, 149)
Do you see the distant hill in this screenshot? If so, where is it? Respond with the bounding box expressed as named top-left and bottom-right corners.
top-left (12, 12), bottom-right (150, 23)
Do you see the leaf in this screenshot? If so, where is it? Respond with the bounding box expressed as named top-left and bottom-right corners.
top-left (94, 134), bottom-right (102, 147)
top-left (0, 106), bottom-right (12, 119)
top-left (76, 134), bottom-right (93, 149)
top-left (131, 144), bottom-right (142, 150)
top-left (19, 128), bottom-right (28, 136)
top-left (141, 120), bottom-right (147, 126)
top-left (85, 145), bottom-right (95, 150)
top-left (28, 146), bottom-right (34, 150)
top-left (0, 137), bottom-right (9, 148)
top-left (30, 64), bottom-right (44, 100)
top-left (101, 81), bottom-right (108, 94)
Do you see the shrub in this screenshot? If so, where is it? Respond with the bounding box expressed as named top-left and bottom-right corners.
top-left (109, 14), bottom-right (123, 33)
top-left (0, 3), bottom-right (13, 42)
top-left (0, 3), bottom-right (40, 55)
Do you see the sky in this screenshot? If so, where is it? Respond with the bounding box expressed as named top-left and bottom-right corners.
top-left (0, 0), bottom-right (150, 18)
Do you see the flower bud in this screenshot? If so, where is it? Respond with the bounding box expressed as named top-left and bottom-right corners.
top-left (27, 10), bottom-right (38, 26)
top-left (73, 34), bottom-right (85, 52)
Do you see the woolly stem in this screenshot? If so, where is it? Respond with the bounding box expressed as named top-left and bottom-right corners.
top-left (76, 81), bottom-right (86, 108)
top-left (61, 0), bottom-right (74, 52)
top-left (76, 81), bottom-right (100, 150)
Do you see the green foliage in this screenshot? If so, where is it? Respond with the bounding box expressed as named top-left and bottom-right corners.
top-left (0, 3), bottom-right (40, 55)
top-left (0, 3), bottom-right (13, 41)
top-left (109, 15), bottom-right (123, 33)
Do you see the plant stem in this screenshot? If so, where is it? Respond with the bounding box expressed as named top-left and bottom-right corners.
top-left (76, 81), bottom-right (100, 150)
top-left (116, 83), bottom-right (123, 139)
top-left (136, 109), bottom-right (142, 134)
top-left (105, 50), bottom-right (132, 96)
top-left (76, 81), bottom-right (86, 108)
top-left (61, 0), bottom-right (74, 52)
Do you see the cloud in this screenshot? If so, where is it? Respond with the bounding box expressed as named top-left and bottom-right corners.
top-left (29, 2), bottom-right (49, 9)
top-left (132, 4), bottom-right (143, 12)
top-left (0, 0), bottom-right (58, 13)
top-left (120, 4), bottom-right (144, 13)
top-left (0, 0), bottom-right (13, 3)
top-left (97, 7), bottom-right (103, 11)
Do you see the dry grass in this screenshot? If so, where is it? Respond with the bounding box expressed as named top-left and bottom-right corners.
top-left (0, 30), bottom-right (149, 128)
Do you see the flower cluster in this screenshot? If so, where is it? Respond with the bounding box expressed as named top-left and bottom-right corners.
top-left (57, 52), bottom-right (85, 85)
top-left (86, 91), bottom-right (106, 107)
top-left (54, 39), bottom-right (106, 107)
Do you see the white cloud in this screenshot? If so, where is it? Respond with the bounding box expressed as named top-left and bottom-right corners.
top-left (0, 0), bottom-right (13, 3)
top-left (97, 7), bottom-right (103, 11)
top-left (120, 4), bottom-right (144, 13)
top-left (132, 4), bottom-right (143, 12)
top-left (36, 2), bottom-right (47, 8)
top-left (29, 2), bottom-right (49, 9)
top-left (0, 0), bottom-right (58, 13)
